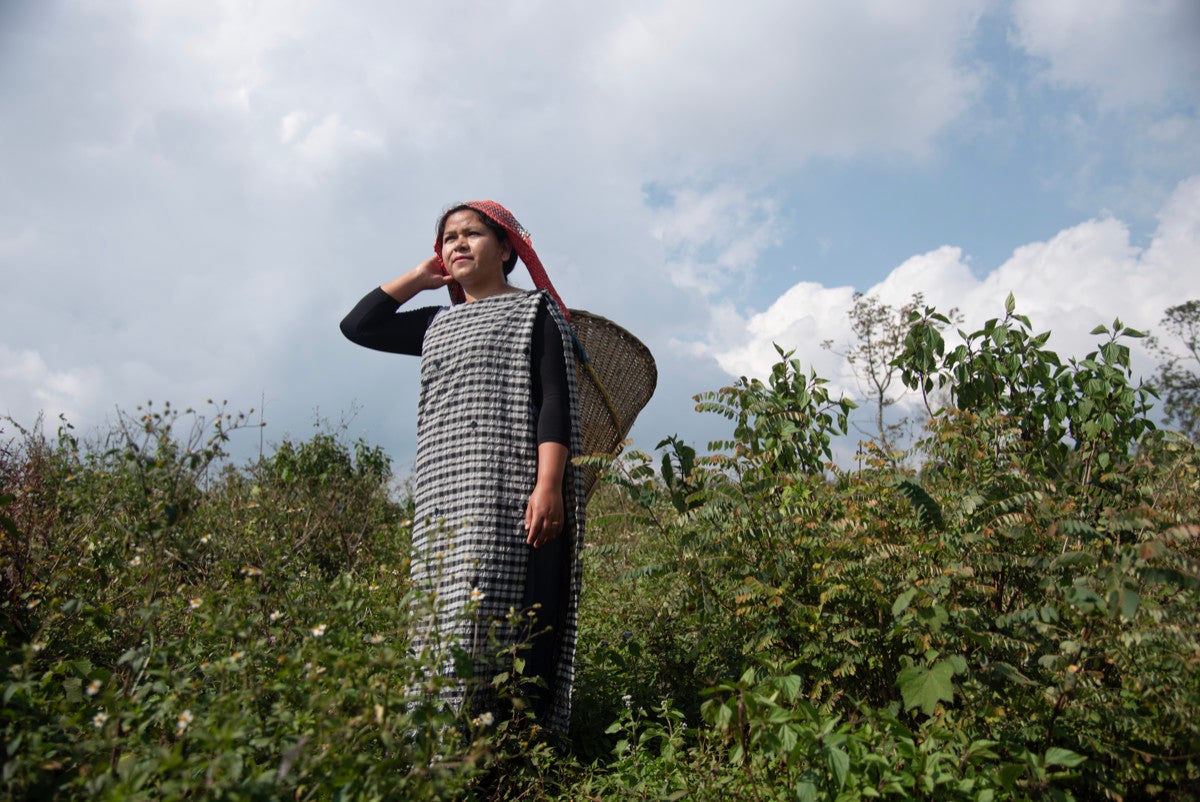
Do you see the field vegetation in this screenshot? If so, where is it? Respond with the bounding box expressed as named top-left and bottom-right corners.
top-left (3, 296), bottom-right (1198, 800)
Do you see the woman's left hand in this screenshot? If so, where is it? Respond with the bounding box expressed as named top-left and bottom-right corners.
top-left (525, 483), bottom-right (564, 548)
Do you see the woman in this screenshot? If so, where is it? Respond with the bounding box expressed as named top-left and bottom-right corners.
top-left (339, 201), bottom-right (585, 734)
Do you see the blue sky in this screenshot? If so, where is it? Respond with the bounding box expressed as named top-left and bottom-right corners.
top-left (2, 0), bottom-right (1199, 469)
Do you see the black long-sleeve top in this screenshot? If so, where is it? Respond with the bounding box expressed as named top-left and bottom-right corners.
top-left (340, 288), bottom-right (571, 446)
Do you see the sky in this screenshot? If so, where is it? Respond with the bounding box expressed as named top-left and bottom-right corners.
top-left (2, 0), bottom-right (1199, 472)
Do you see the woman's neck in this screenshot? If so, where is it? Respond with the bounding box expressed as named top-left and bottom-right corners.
top-left (464, 281), bottom-right (520, 303)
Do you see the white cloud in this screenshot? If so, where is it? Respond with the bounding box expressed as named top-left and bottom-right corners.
top-left (126, 0), bottom-right (317, 109)
top-left (651, 184), bottom-right (781, 295)
top-left (706, 175), bottom-right (1200, 410)
top-left (0, 0), bottom-right (994, 240)
top-left (0, 223), bottom-right (39, 258)
top-left (1, 0), bottom-right (1195, 469)
top-left (288, 113), bottom-right (384, 175)
top-left (592, 0), bottom-right (986, 170)
top-left (0, 345), bottom-right (102, 429)
top-left (279, 111), bottom-right (309, 146)
top-left (1012, 0), bottom-right (1200, 108)
top-left (707, 281), bottom-right (858, 386)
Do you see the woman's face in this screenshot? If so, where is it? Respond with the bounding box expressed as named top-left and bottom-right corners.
top-left (440, 209), bottom-right (513, 289)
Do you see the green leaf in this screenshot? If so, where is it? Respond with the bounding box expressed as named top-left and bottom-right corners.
top-left (1051, 551), bottom-right (1091, 568)
top-left (895, 479), bottom-right (945, 532)
top-left (892, 588), bottom-right (918, 618)
top-left (62, 677), bottom-right (83, 705)
top-left (990, 661), bottom-right (1038, 686)
top-left (713, 702), bottom-right (733, 729)
top-left (779, 723), bottom-right (799, 754)
top-left (1119, 587), bottom-right (1139, 621)
top-left (1066, 586), bottom-right (1104, 613)
top-left (1044, 747), bottom-right (1087, 768)
top-left (997, 763), bottom-right (1025, 789)
top-left (776, 674), bottom-right (803, 701)
top-left (1138, 566), bottom-right (1200, 592)
top-left (825, 745), bottom-right (850, 790)
top-left (1058, 519), bottom-right (1099, 541)
top-left (898, 660), bottom-right (957, 716)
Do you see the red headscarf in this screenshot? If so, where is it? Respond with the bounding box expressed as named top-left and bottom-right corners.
top-left (435, 200), bottom-right (570, 322)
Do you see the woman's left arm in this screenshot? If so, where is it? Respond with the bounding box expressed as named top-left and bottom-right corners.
top-left (525, 443), bottom-right (568, 547)
top-left (524, 306), bottom-right (571, 548)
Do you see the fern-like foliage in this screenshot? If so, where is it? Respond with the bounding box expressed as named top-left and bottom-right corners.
top-left (895, 478), bottom-right (945, 532)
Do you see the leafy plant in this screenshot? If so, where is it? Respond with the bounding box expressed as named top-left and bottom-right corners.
top-left (2, 294), bottom-right (1197, 800)
top-left (1147, 298), bottom-right (1200, 440)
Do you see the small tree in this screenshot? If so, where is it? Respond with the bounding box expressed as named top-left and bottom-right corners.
top-left (896, 293), bottom-right (1157, 486)
top-left (823, 293), bottom-right (957, 454)
top-left (1147, 299), bottom-right (1200, 440)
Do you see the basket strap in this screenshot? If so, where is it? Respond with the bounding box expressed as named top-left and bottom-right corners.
top-left (568, 328), bottom-right (623, 431)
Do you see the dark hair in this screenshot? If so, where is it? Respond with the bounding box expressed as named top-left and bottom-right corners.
top-left (437, 205), bottom-right (519, 276)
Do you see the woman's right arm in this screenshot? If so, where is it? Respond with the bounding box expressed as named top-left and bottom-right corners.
top-left (339, 257), bottom-right (452, 355)
top-left (379, 256), bottom-right (453, 304)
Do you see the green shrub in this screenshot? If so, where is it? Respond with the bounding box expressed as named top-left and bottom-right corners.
top-left (2, 296), bottom-right (1197, 800)
top-left (567, 298), bottom-right (1199, 800)
top-left (0, 406), bottom-right (511, 800)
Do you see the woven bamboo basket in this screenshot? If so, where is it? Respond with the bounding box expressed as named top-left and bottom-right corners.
top-left (567, 310), bottom-right (657, 500)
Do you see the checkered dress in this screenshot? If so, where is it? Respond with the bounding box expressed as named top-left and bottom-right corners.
top-left (409, 290), bottom-right (585, 733)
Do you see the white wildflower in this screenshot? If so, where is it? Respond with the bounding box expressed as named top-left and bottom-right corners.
top-left (129, 556), bottom-right (141, 567)
top-left (365, 634), bottom-right (384, 644)
top-left (310, 623), bottom-right (327, 638)
top-left (31, 641), bottom-right (45, 654)
top-left (86, 680), bottom-right (102, 697)
top-left (622, 694), bottom-right (633, 708)
top-left (93, 711), bottom-right (108, 729)
top-left (472, 711), bottom-right (495, 728)
top-left (469, 587), bottom-right (485, 602)
top-left (269, 610), bottom-right (282, 623)
top-left (176, 709), bottom-right (193, 734)
top-left (188, 597), bottom-right (202, 610)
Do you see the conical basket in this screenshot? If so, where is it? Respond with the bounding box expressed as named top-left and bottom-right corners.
top-left (567, 310), bottom-right (657, 500)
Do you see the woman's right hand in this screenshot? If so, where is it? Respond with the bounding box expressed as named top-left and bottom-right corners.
top-left (380, 256), bottom-right (453, 303)
top-left (411, 256), bottom-right (453, 292)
